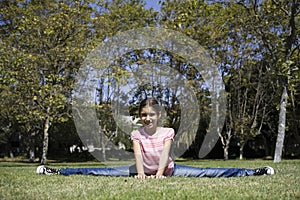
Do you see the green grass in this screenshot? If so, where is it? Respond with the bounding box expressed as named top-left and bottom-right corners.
top-left (0, 159), bottom-right (299, 200)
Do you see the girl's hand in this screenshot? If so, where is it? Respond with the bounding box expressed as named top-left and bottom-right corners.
top-left (155, 175), bottom-right (166, 179)
top-left (134, 173), bottom-right (147, 179)
top-left (146, 175), bottom-right (166, 179)
top-left (135, 174), bottom-right (167, 179)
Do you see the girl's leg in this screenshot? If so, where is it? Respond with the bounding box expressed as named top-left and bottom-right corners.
top-left (59, 165), bottom-right (137, 176)
top-left (172, 163), bottom-right (273, 178)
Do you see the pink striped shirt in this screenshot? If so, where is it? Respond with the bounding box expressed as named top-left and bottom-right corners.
top-left (131, 127), bottom-right (175, 176)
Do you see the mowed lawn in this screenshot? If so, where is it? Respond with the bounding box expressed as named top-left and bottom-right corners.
top-left (0, 159), bottom-right (299, 200)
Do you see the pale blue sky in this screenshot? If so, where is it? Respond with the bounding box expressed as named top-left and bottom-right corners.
top-left (144, 0), bottom-right (161, 10)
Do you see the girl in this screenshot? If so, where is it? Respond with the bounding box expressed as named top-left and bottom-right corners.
top-left (37, 98), bottom-right (274, 178)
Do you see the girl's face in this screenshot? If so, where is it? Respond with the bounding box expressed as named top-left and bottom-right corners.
top-left (139, 105), bottom-right (161, 134)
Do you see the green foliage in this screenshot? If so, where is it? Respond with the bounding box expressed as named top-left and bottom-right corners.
top-left (0, 0), bottom-right (96, 161)
top-left (158, 0), bottom-right (299, 159)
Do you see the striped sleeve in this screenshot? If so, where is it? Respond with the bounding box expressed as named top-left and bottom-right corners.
top-left (130, 130), bottom-right (140, 142)
top-left (163, 128), bottom-right (175, 143)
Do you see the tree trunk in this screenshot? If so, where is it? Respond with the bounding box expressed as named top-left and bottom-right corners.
top-left (239, 142), bottom-right (245, 160)
top-left (223, 145), bottom-right (229, 160)
top-left (101, 138), bottom-right (107, 162)
top-left (274, 86), bottom-right (288, 163)
top-left (41, 108), bottom-right (50, 165)
top-left (221, 129), bottom-right (231, 160)
top-left (273, 0), bottom-right (298, 163)
top-left (29, 147), bottom-right (35, 162)
top-left (28, 132), bottom-right (36, 162)
top-left (99, 126), bottom-right (107, 162)
top-left (9, 150), bottom-right (14, 159)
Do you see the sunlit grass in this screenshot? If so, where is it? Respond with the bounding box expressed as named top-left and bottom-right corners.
top-left (0, 159), bottom-right (299, 199)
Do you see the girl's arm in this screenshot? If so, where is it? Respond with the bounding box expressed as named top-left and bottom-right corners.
top-left (133, 140), bottom-right (146, 179)
top-left (156, 139), bottom-right (172, 178)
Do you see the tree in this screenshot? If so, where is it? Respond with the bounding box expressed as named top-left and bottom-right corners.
top-left (159, 0), bottom-right (225, 158)
top-left (0, 0), bottom-right (95, 163)
top-left (158, 0), bottom-right (299, 160)
top-left (271, 0), bottom-right (299, 162)
top-left (238, 0), bottom-right (299, 162)
top-left (72, 0), bottom-right (158, 161)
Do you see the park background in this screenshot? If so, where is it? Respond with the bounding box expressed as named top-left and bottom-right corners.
top-left (1, 1), bottom-right (299, 199)
top-left (0, 0), bottom-right (299, 164)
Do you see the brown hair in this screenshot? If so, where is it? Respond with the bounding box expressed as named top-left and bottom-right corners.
top-left (138, 98), bottom-right (161, 115)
